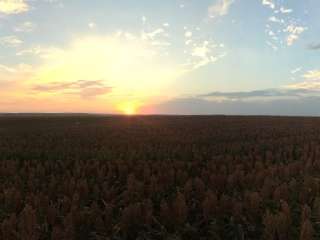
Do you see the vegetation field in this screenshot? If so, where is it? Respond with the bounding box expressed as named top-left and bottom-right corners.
top-left (0, 115), bottom-right (320, 239)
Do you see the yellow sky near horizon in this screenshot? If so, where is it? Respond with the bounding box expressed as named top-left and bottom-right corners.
top-left (2, 33), bottom-right (187, 114)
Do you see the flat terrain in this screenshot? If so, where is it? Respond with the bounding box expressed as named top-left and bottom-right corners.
top-left (0, 115), bottom-right (320, 239)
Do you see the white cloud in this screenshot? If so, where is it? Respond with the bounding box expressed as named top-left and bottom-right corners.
top-left (0, 0), bottom-right (29, 14)
top-left (88, 22), bottom-right (96, 29)
top-left (16, 46), bottom-right (64, 59)
top-left (280, 7), bottom-right (293, 14)
top-left (262, 0), bottom-right (275, 9)
top-left (266, 41), bottom-right (278, 51)
top-left (142, 16), bottom-right (147, 24)
top-left (0, 35), bottom-right (23, 47)
top-left (286, 70), bottom-right (320, 90)
top-left (263, 1), bottom-right (306, 49)
top-left (0, 64), bottom-right (16, 73)
top-left (185, 39), bottom-right (192, 45)
top-left (14, 21), bottom-right (36, 33)
top-left (303, 70), bottom-right (320, 81)
top-left (187, 40), bottom-right (226, 70)
top-left (291, 67), bottom-right (302, 74)
top-left (284, 24), bottom-right (306, 46)
top-left (268, 16), bottom-right (283, 23)
top-left (0, 63), bottom-right (33, 82)
top-left (141, 28), bottom-right (170, 47)
top-left (185, 31), bottom-right (192, 38)
top-left (208, 0), bottom-right (234, 18)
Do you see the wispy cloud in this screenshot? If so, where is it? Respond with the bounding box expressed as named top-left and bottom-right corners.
top-left (307, 43), bottom-right (320, 50)
top-left (144, 82), bottom-right (320, 115)
top-left (32, 80), bottom-right (112, 98)
top-left (208, 0), bottom-right (234, 18)
top-left (291, 67), bottom-right (302, 74)
top-left (0, 64), bottom-right (16, 73)
top-left (200, 88), bottom-right (320, 100)
top-left (279, 7), bottom-right (293, 14)
top-left (262, 0), bottom-right (275, 9)
top-left (262, 1), bottom-right (306, 49)
top-left (182, 25), bottom-right (226, 70)
top-left (88, 22), bottom-right (97, 29)
top-left (0, 0), bottom-right (29, 15)
top-left (14, 21), bottom-right (36, 33)
top-left (16, 46), bottom-right (64, 58)
top-left (189, 41), bottom-right (226, 70)
top-left (0, 63), bottom-right (33, 83)
top-left (0, 35), bottom-right (23, 47)
top-left (143, 96), bottom-right (320, 116)
top-left (286, 70), bottom-right (320, 90)
top-left (303, 70), bottom-right (320, 80)
top-left (284, 24), bottom-right (306, 46)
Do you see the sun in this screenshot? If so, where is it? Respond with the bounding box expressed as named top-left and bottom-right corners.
top-left (119, 102), bottom-right (139, 115)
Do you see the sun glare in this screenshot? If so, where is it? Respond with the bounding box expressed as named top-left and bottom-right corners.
top-left (119, 102), bottom-right (139, 115)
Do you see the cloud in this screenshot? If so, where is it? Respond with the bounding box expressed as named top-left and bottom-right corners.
top-left (143, 76), bottom-right (320, 115)
top-left (16, 46), bottom-right (65, 58)
top-left (14, 21), bottom-right (36, 33)
top-left (291, 67), bottom-right (302, 74)
top-left (208, 0), bottom-right (234, 18)
top-left (0, 35), bottom-right (23, 47)
top-left (0, 0), bottom-right (29, 14)
top-left (0, 64), bottom-right (16, 73)
top-left (307, 43), bottom-right (320, 50)
top-left (284, 24), bottom-right (306, 46)
top-left (303, 70), bottom-right (320, 81)
top-left (268, 16), bottom-right (283, 23)
top-left (283, 70), bottom-right (320, 90)
top-left (262, 0), bottom-right (275, 9)
top-left (184, 31), bottom-right (192, 38)
top-left (142, 16), bottom-right (147, 24)
top-left (88, 22), bottom-right (96, 29)
top-left (0, 63), bottom-right (33, 84)
top-left (24, 32), bottom-right (186, 106)
top-left (182, 34), bottom-right (226, 70)
top-left (141, 28), bottom-right (168, 46)
top-left (2, 24), bottom-right (226, 112)
top-left (143, 96), bottom-right (320, 116)
top-left (279, 7), bottom-right (293, 14)
top-left (262, 1), bottom-right (306, 49)
top-left (43, 0), bottom-right (64, 8)
top-left (32, 80), bottom-right (112, 98)
top-left (200, 88), bottom-right (320, 100)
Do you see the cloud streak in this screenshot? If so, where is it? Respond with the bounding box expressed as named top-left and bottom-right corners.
top-left (0, 35), bottom-right (23, 48)
top-left (200, 88), bottom-right (320, 100)
top-left (307, 43), bottom-right (320, 50)
top-left (32, 80), bottom-right (112, 98)
top-left (143, 96), bottom-right (320, 116)
top-left (0, 0), bottom-right (29, 15)
top-left (14, 21), bottom-right (36, 33)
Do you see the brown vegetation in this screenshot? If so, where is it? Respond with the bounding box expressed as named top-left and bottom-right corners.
top-left (0, 115), bottom-right (320, 239)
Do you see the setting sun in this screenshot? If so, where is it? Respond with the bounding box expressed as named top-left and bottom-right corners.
top-left (119, 102), bottom-right (139, 115)
top-left (2, 0), bottom-right (320, 239)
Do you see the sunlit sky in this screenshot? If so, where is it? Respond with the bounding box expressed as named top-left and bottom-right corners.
top-left (1, 0), bottom-right (320, 115)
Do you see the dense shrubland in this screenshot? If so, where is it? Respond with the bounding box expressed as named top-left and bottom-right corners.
top-left (0, 115), bottom-right (320, 239)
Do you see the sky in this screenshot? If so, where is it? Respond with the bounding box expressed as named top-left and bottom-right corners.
top-left (0, 0), bottom-right (320, 115)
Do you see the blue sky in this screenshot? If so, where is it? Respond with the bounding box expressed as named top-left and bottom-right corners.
top-left (0, 0), bottom-right (320, 115)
